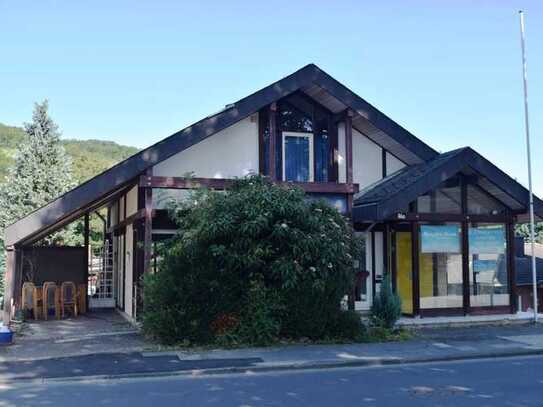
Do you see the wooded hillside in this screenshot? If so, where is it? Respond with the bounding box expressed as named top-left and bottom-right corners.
top-left (0, 123), bottom-right (138, 183)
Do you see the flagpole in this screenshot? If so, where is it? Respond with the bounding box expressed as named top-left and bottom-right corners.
top-left (519, 10), bottom-right (538, 323)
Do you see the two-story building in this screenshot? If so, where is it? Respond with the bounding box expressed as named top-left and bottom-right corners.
top-left (4, 64), bottom-right (543, 324)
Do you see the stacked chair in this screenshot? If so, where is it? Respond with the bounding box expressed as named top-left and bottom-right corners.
top-left (21, 281), bottom-right (86, 320)
top-left (21, 282), bottom-right (43, 320)
top-left (60, 281), bottom-right (78, 318)
top-left (42, 282), bottom-right (61, 320)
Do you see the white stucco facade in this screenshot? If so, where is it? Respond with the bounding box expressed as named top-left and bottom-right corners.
top-left (352, 129), bottom-right (383, 189)
top-left (153, 115), bottom-right (259, 178)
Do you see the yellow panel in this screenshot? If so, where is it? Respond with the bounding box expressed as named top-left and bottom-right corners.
top-left (419, 254), bottom-right (434, 299)
top-left (395, 232), bottom-right (413, 314)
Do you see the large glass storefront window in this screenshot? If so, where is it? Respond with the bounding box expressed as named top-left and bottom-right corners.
top-left (419, 224), bottom-right (463, 309)
top-left (468, 223), bottom-right (509, 307)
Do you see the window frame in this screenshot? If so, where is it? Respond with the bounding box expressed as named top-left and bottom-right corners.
top-left (281, 131), bottom-right (314, 182)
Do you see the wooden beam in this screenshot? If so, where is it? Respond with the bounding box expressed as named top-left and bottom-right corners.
top-left (411, 221), bottom-right (420, 316)
top-left (140, 176), bottom-right (359, 195)
top-left (83, 213), bottom-right (89, 311)
top-left (143, 188), bottom-right (153, 274)
top-left (461, 175), bottom-right (470, 315)
top-left (107, 209), bottom-right (146, 234)
top-left (345, 109), bottom-right (353, 185)
top-left (507, 221), bottom-right (517, 313)
top-left (143, 169), bottom-right (153, 275)
top-left (389, 212), bottom-right (514, 224)
top-left (2, 248), bottom-right (15, 324)
top-left (381, 148), bottom-right (387, 178)
top-left (268, 103), bottom-right (277, 181)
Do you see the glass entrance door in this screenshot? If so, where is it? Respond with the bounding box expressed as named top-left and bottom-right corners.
top-left (394, 228), bottom-right (413, 315)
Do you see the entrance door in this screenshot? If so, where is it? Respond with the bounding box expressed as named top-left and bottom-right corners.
top-left (394, 230), bottom-right (413, 315)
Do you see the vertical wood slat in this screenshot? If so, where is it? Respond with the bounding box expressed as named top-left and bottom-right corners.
top-left (258, 109), bottom-right (267, 175)
top-left (507, 221), bottom-right (518, 313)
top-left (381, 148), bottom-right (387, 178)
top-left (268, 103), bottom-right (277, 181)
top-left (411, 221), bottom-right (420, 316)
top-left (460, 175), bottom-right (470, 315)
top-left (143, 169), bottom-right (153, 275)
top-left (2, 248), bottom-right (15, 324)
top-left (345, 110), bottom-right (353, 184)
top-left (83, 213), bottom-right (89, 310)
top-left (371, 231), bottom-right (377, 299)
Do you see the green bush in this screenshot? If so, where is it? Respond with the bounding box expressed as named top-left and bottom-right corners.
top-left (369, 273), bottom-right (401, 329)
top-left (142, 175), bottom-right (362, 345)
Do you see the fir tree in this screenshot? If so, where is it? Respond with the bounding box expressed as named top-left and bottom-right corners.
top-left (0, 101), bottom-right (76, 295)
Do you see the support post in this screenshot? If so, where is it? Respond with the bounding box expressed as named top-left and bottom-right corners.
top-left (3, 247), bottom-right (16, 325)
top-left (268, 103), bottom-right (277, 181)
top-left (460, 175), bottom-right (470, 315)
top-left (83, 213), bottom-right (90, 311)
top-left (345, 110), bottom-right (354, 213)
top-left (507, 221), bottom-right (518, 313)
top-left (411, 222), bottom-right (420, 316)
top-left (143, 169), bottom-right (153, 274)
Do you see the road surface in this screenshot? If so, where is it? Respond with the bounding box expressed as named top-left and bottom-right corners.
top-left (1, 355), bottom-right (542, 406)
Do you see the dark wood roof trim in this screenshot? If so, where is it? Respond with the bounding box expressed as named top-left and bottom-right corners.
top-left (5, 64), bottom-right (437, 246)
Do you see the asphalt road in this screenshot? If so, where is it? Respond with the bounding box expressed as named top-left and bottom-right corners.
top-left (2, 355), bottom-right (543, 406)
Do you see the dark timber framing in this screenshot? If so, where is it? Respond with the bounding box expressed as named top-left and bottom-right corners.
top-left (143, 169), bottom-right (153, 275)
top-left (345, 109), bottom-right (354, 213)
top-left (6, 64), bottom-right (441, 248)
top-left (378, 175), bottom-right (519, 318)
top-left (3, 64), bottom-right (542, 324)
top-left (140, 176), bottom-right (359, 194)
top-left (83, 213), bottom-right (89, 311)
top-left (268, 103), bottom-right (277, 180)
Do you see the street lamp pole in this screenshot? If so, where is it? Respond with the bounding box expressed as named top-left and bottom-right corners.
top-left (519, 10), bottom-right (538, 322)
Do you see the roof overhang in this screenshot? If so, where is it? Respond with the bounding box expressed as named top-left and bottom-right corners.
top-left (353, 147), bottom-right (543, 223)
top-left (6, 64), bottom-right (439, 247)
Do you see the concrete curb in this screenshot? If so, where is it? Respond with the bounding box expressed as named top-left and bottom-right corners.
top-left (8, 347), bottom-right (543, 385)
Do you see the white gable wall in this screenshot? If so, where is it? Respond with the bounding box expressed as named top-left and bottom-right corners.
top-left (352, 128), bottom-right (383, 189)
top-left (153, 115), bottom-right (259, 178)
top-left (386, 152), bottom-right (406, 175)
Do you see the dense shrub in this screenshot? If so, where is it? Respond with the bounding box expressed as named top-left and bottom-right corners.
top-left (142, 175), bottom-right (362, 345)
top-left (369, 273), bottom-right (402, 329)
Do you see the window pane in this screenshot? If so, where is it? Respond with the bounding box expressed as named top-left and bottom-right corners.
top-left (285, 136), bottom-right (310, 182)
top-left (417, 179), bottom-right (461, 214)
top-left (314, 132), bottom-right (329, 182)
top-left (419, 224), bottom-right (463, 309)
top-left (468, 223), bottom-right (509, 307)
top-left (279, 103), bottom-right (313, 133)
top-left (152, 189), bottom-right (192, 209)
top-left (467, 185), bottom-right (507, 215)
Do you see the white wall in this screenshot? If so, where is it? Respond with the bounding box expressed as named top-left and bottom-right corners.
top-left (386, 152), bottom-right (406, 175)
top-left (126, 186), bottom-right (138, 217)
top-left (352, 129), bottom-right (383, 189)
top-left (153, 116), bottom-right (259, 178)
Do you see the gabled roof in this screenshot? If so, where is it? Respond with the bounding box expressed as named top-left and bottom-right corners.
top-left (5, 64), bottom-right (438, 246)
top-left (353, 147), bottom-right (543, 222)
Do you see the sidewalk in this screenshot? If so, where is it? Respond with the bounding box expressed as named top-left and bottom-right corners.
top-left (2, 322), bottom-right (543, 382)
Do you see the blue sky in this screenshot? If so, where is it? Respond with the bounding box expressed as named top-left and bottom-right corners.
top-left (1, 0), bottom-right (542, 194)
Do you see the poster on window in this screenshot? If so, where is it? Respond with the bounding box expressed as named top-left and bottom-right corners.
top-left (473, 259), bottom-right (497, 273)
top-left (420, 225), bottom-right (461, 253)
top-left (469, 227), bottom-right (505, 254)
